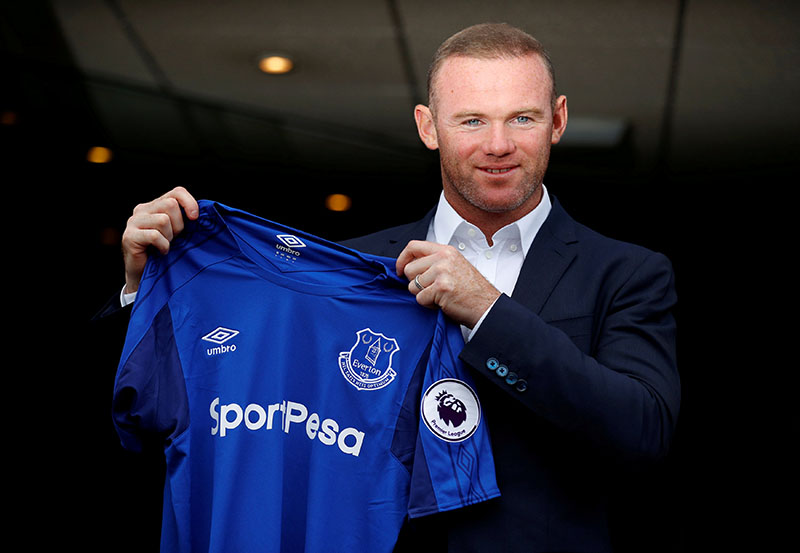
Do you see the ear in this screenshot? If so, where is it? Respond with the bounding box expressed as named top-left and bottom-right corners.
top-left (550, 95), bottom-right (568, 144)
top-left (414, 104), bottom-right (439, 150)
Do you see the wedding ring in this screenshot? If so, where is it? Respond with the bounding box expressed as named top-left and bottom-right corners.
top-left (414, 275), bottom-right (424, 291)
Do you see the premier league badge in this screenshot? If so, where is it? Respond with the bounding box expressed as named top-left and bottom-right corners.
top-left (421, 379), bottom-right (481, 442)
top-left (339, 328), bottom-right (400, 391)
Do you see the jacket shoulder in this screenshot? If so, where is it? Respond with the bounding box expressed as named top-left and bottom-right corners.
top-left (341, 210), bottom-right (434, 257)
top-left (551, 200), bottom-right (668, 265)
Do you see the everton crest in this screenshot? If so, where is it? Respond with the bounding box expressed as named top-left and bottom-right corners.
top-left (339, 328), bottom-right (400, 391)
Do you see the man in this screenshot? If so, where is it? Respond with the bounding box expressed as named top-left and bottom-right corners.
top-left (113, 23), bottom-right (679, 552)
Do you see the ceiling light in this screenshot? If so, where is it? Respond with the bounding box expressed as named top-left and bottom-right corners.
top-left (87, 146), bottom-right (113, 163)
top-left (325, 194), bottom-right (352, 212)
top-left (258, 55), bottom-right (294, 75)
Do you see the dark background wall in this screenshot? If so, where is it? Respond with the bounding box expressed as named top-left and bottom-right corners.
top-left (2, 1), bottom-right (796, 550)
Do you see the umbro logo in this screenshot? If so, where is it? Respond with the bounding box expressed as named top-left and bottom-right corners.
top-left (202, 327), bottom-right (240, 344)
top-left (274, 234), bottom-right (306, 263)
top-left (202, 327), bottom-right (239, 356)
top-left (276, 234), bottom-right (306, 249)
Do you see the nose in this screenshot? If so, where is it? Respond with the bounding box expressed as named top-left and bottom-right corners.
top-left (482, 124), bottom-right (516, 156)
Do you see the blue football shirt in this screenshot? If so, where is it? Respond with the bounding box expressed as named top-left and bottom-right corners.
top-left (113, 200), bottom-right (500, 553)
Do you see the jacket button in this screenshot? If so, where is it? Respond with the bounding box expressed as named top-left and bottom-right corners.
top-left (515, 379), bottom-right (528, 393)
top-left (496, 365), bottom-right (509, 378)
top-left (505, 372), bottom-right (518, 385)
top-left (486, 358), bottom-right (499, 371)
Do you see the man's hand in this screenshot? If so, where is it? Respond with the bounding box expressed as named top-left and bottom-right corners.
top-left (121, 186), bottom-right (199, 294)
top-left (396, 240), bottom-right (501, 328)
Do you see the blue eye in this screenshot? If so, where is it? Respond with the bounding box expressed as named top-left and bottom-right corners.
top-left (515, 115), bottom-right (531, 124)
top-left (465, 119), bottom-right (481, 126)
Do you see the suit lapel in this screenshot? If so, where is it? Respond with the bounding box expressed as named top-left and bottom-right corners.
top-left (511, 197), bottom-right (578, 315)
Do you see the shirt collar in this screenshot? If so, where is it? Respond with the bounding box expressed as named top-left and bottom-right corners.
top-left (430, 184), bottom-right (552, 255)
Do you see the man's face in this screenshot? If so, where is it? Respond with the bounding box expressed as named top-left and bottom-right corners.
top-left (416, 54), bottom-right (567, 224)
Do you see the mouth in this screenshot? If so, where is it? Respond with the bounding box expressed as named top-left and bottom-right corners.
top-left (479, 166), bottom-right (517, 175)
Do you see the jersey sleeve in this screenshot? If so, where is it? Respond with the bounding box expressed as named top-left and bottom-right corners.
top-left (112, 301), bottom-right (190, 453)
top-left (112, 246), bottom-right (193, 453)
top-left (407, 312), bottom-right (501, 518)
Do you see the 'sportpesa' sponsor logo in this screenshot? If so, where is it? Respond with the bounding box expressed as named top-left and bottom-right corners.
top-left (209, 397), bottom-right (365, 457)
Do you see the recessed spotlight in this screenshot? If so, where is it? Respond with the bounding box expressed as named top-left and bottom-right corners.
top-left (87, 146), bottom-right (113, 163)
top-left (258, 55), bottom-right (294, 75)
top-left (325, 194), bottom-right (352, 212)
top-left (1, 111), bottom-right (17, 126)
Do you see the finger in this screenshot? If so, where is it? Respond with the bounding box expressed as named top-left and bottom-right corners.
top-left (161, 186), bottom-right (199, 220)
top-left (132, 195), bottom-right (189, 238)
top-left (122, 217), bottom-right (174, 257)
top-left (122, 228), bottom-right (171, 294)
top-left (403, 254), bottom-right (439, 286)
top-left (408, 276), bottom-right (437, 309)
top-left (156, 197), bottom-right (187, 237)
top-left (407, 272), bottom-right (429, 296)
top-left (395, 240), bottom-right (444, 277)
top-left (133, 228), bottom-right (172, 256)
top-left (131, 212), bottom-right (177, 243)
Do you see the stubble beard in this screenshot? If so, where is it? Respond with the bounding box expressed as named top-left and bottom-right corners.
top-left (439, 147), bottom-right (550, 216)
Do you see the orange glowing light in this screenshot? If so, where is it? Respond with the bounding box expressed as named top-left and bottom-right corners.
top-left (87, 146), bottom-right (113, 163)
top-left (325, 194), bottom-right (352, 212)
top-left (258, 55), bottom-right (294, 74)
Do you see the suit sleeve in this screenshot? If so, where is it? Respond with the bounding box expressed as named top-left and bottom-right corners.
top-left (460, 251), bottom-right (679, 463)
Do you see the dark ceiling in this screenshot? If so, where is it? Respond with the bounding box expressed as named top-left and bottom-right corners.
top-left (4, 1), bottom-right (799, 210)
top-left (3, 0), bottom-right (797, 275)
top-left (26, 1), bottom-right (800, 167)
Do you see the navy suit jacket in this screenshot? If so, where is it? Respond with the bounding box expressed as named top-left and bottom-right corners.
top-left (342, 195), bottom-right (680, 553)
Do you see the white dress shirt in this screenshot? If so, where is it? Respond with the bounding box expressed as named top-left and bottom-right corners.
top-left (427, 186), bottom-right (552, 340)
top-left (121, 186), bottom-right (553, 338)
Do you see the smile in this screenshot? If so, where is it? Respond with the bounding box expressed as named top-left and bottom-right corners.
top-left (480, 167), bottom-right (515, 174)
